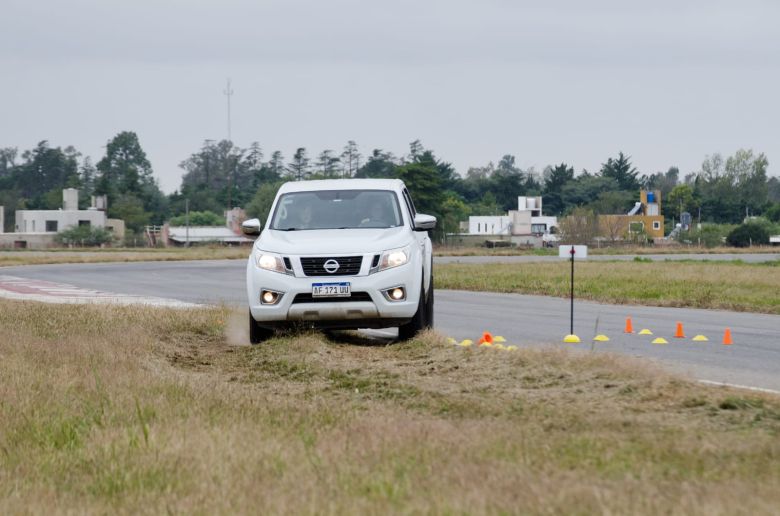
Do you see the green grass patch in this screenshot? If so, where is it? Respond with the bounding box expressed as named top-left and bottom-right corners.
top-left (436, 261), bottom-right (780, 313)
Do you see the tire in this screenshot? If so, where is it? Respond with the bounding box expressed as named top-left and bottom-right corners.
top-left (249, 311), bottom-right (274, 345)
top-left (424, 273), bottom-right (434, 328)
top-left (398, 277), bottom-right (427, 341)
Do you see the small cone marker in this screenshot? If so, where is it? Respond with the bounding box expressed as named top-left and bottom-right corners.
top-left (652, 337), bottom-right (669, 344)
top-left (456, 339), bottom-right (473, 347)
top-left (563, 334), bottom-right (581, 343)
top-left (723, 328), bottom-right (733, 345)
top-left (674, 322), bottom-right (686, 339)
top-left (692, 335), bottom-right (709, 342)
top-left (593, 334), bottom-right (610, 342)
top-left (478, 331), bottom-right (494, 346)
top-left (493, 336), bottom-right (507, 343)
top-left (624, 317), bottom-right (634, 334)
top-left (638, 329), bottom-right (653, 335)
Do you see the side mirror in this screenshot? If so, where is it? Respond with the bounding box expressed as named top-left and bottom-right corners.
top-left (413, 213), bottom-right (436, 231)
top-left (241, 218), bottom-right (262, 236)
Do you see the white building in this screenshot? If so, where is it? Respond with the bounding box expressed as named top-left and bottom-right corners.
top-left (468, 216), bottom-right (512, 235)
top-left (1, 189), bottom-right (124, 249)
top-left (467, 196), bottom-right (558, 236)
top-left (163, 207), bottom-right (252, 246)
top-left (14, 189), bottom-right (107, 233)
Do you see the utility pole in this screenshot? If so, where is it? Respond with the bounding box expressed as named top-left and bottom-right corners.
top-left (223, 78), bottom-right (233, 143)
top-left (223, 79), bottom-right (234, 209)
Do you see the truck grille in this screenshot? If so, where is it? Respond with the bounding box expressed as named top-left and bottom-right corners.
top-left (300, 256), bottom-right (363, 276)
top-left (291, 292), bottom-right (372, 304)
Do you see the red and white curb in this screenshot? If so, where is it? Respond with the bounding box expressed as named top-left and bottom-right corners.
top-left (0, 275), bottom-right (199, 308)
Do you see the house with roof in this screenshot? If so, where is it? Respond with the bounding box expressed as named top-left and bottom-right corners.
top-left (0, 188), bottom-right (124, 249)
top-left (597, 190), bottom-right (664, 241)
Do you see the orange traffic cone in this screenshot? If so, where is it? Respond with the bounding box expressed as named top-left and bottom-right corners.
top-left (478, 331), bottom-right (494, 346)
top-left (624, 317), bottom-right (634, 334)
top-left (674, 322), bottom-right (686, 339)
top-left (723, 328), bottom-right (733, 345)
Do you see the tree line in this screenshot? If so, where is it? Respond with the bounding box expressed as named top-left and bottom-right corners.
top-left (2, 132), bottom-right (779, 241)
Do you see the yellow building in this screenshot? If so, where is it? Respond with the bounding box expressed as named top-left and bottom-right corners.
top-left (598, 190), bottom-right (664, 241)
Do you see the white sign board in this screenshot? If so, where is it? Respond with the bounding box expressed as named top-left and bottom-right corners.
top-left (558, 245), bottom-right (588, 259)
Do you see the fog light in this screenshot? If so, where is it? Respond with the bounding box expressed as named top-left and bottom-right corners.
top-left (261, 289), bottom-right (282, 305)
top-left (382, 286), bottom-right (406, 302)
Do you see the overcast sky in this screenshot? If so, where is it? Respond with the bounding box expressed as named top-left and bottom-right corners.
top-left (2, 0), bottom-right (779, 193)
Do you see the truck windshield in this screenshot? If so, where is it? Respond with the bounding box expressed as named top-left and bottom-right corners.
top-left (270, 190), bottom-right (403, 231)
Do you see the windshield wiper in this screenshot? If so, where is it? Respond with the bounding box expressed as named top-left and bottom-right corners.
top-left (275, 227), bottom-right (298, 231)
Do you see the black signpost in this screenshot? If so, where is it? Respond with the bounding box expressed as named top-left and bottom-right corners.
top-left (560, 245), bottom-right (587, 342)
top-left (569, 246), bottom-right (575, 336)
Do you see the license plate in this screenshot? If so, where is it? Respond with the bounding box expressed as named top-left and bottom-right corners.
top-left (311, 282), bottom-right (351, 297)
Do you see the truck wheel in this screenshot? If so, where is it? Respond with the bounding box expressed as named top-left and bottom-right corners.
top-left (424, 274), bottom-right (434, 329)
top-left (249, 311), bottom-right (274, 345)
top-left (398, 283), bottom-right (426, 341)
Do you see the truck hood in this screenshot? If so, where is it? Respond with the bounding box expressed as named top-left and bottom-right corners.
top-left (254, 227), bottom-right (411, 255)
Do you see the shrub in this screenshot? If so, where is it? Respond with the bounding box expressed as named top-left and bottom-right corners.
top-left (169, 210), bottom-right (225, 226)
top-left (765, 203), bottom-right (780, 223)
top-left (681, 224), bottom-right (733, 248)
top-left (55, 225), bottom-right (115, 247)
top-left (726, 223), bottom-right (770, 247)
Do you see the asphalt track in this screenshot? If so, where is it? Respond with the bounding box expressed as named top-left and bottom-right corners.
top-left (2, 259), bottom-right (779, 391)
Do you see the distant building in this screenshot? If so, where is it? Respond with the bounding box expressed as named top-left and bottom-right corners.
top-left (163, 207), bottom-right (252, 246)
top-left (0, 189), bottom-right (123, 249)
top-left (458, 196), bottom-right (559, 247)
top-left (598, 190), bottom-right (665, 241)
top-left (468, 216), bottom-right (511, 235)
top-left (165, 226), bottom-right (252, 246)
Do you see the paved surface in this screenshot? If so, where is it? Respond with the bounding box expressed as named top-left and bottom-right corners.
top-left (0, 274), bottom-right (198, 307)
top-left (2, 259), bottom-right (779, 391)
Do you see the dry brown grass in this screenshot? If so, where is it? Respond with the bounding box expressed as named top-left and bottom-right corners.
top-left (437, 260), bottom-right (780, 314)
top-left (0, 247), bottom-right (249, 267)
top-left (1, 300), bottom-right (779, 514)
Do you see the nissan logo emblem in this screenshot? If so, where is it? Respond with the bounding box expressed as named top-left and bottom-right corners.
top-left (323, 259), bottom-right (340, 274)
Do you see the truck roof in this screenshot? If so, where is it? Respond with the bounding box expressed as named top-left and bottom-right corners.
top-left (277, 178), bottom-right (404, 194)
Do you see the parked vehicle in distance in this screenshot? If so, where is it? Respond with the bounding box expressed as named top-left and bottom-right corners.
top-left (242, 179), bottom-right (436, 344)
top-left (542, 227), bottom-right (560, 247)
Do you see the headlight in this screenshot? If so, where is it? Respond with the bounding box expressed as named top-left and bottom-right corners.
top-left (255, 251), bottom-right (287, 274)
top-left (378, 246), bottom-right (410, 271)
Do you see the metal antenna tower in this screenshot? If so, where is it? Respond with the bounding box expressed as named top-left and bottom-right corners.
top-left (223, 78), bottom-right (234, 142)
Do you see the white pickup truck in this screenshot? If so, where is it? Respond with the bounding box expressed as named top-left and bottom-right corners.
top-left (241, 179), bottom-right (436, 344)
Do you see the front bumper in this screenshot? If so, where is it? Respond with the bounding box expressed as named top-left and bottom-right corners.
top-left (246, 253), bottom-right (422, 329)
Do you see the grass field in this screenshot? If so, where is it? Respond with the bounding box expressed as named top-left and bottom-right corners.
top-left (1, 301), bottom-right (779, 514)
top-left (433, 245), bottom-right (780, 257)
top-left (436, 260), bottom-right (780, 314)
